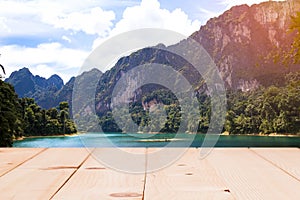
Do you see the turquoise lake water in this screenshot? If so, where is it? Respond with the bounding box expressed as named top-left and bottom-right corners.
top-left (13, 132), bottom-right (300, 148)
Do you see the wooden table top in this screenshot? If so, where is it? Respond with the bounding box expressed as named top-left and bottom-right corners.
top-left (0, 148), bottom-right (299, 200)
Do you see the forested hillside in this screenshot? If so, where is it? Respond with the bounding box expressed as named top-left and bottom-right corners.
top-left (94, 2), bottom-right (300, 134)
top-left (0, 80), bottom-right (77, 147)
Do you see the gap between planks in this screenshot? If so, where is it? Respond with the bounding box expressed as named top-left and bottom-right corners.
top-left (49, 150), bottom-right (93, 199)
top-left (0, 148), bottom-right (47, 178)
top-left (249, 148), bottom-right (300, 182)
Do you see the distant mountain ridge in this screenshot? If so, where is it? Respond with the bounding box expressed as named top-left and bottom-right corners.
top-left (5, 67), bottom-right (102, 109)
top-left (6, 68), bottom-right (63, 98)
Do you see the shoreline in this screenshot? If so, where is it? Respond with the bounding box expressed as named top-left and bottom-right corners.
top-left (220, 131), bottom-right (300, 137)
top-left (14, 132), bottom-right (86, 142)
top-left (14, 131), bottom-right (300, 142)
top-left (137, 131), bottom-right (300, 137)
top-left (233, 133), bottom-right (300, 137)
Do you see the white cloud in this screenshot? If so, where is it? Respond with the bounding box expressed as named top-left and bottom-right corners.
top-left (0, 0), bottom-right (116, 37)
top-left (0, 17), bottom-right (11, 33)
top-left (93, 0), bottom-right (201, 48)
top-left (62, 35), bottom-right (72, 43)
top-left (0, 43), bottom-right (88, 82)
top-left (113, 0), bottom-right (200, 36)
top-left (42, 7), bottom-right (115, 37)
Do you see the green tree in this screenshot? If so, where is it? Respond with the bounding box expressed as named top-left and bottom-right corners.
top-left (46, 119), bottom-right (60, 135)
top-left (22, 99), bottom-right (77, 136)
top-left (47, 108), bottom-right (58, 119)
top-left (59, 110), bottom-right (68, 134)
top-left (59, 101), bottom-right (69, 111)
top-left (0, 80), bottom-right (23, 146)
top-left (58, 102), bottom-right (77, 134)
top-left (0, 78), bottom-right (77, 144)
top-left (290, 12), bottom-right (300, 64)
top-left (0, 55), bottom-right (5, 79)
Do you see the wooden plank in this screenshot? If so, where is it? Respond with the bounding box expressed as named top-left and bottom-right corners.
top-left (144, 148), bottom-right (234, 200)
top-left (18, 148), bottom-right (90, 169)
top-left (0, 148), bottom-right (45, 177)
top-left (52, 148), bottom-right (146, 200)
top-left (251, 148), bottom-right (300, 181)
top-left (206, 148), bottom-right (300, 200)
top-left (0, 148), bottom-right (90, 200)
top-left (0, 168), bottom-right (78, 200)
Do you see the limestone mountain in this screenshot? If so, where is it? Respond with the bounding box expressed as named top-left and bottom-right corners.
top-left (191, 0), bottom-right (300, 91)
top-left (91, 0), bottom-right (300, 117)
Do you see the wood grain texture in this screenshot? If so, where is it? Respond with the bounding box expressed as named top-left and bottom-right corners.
top-left (144, 148), bottom-right (234, 200)
top-left (52, 148), bottom-right (146, 200)
top-left (0, 148), bottom-right (44, 177)
top-left (206, 148), bottom-right (300, 200)
top-left (18, 148), bottom-right (90, 169)
top-left (1, 148), bottom-right (300, 199)
top-left (0, 148), bottom-right (90, 200)
top-left (0, 168), bottom-right (76, 200)
top-left (251, 148), bottom-right (300, 181)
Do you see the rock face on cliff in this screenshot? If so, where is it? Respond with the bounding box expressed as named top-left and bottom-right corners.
top-left (191, 0), bottom-right (300, 91)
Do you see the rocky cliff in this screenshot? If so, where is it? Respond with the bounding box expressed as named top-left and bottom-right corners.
top-left (91, 0), bottom-right (300, 117)
top-left (191, 0), bottom-right (300, 91)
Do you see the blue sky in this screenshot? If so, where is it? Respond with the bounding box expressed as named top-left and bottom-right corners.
top-left (0, 0), bottom-right (273, 82)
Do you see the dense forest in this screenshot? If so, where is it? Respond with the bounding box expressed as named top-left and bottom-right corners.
top-left (225, 73), bottom-right (300, 134)
top-left (0, 80), bottom-right (76, 147)
top-left (98, 72), bottom-right (300, 135)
